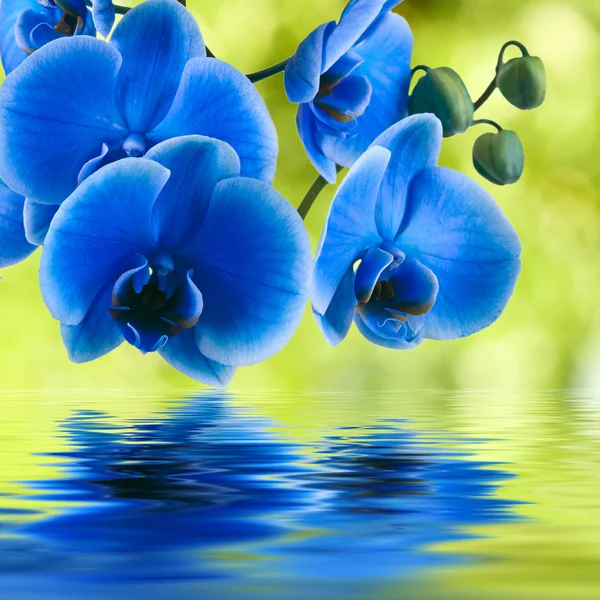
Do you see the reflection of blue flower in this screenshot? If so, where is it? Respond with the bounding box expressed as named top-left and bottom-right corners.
top-left (312, 114), bottom-right (521, 348)
top-left (0, 0), bottom-right (95, 75)
top-left (39, 136), bottom-right (311, 385)
top-left (284, 0), bottom-right (413, 183)
top-left (2, 398), bottom-right (516, 590)
top-left (0, 0), bottom-right (277, 247)
top-left (0, 177), bottom-right (35, 267)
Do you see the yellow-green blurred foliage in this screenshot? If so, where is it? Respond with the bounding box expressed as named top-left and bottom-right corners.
top-left (1, 0), bottom-right (598, 391)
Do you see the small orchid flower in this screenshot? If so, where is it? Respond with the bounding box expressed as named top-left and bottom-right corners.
top-left (0, 0), bottom-right (277, 247)
top-left (284, 0), bottom-right (413, 183)
top-left (0, 0), bottom-right (95, 75)
top-left (312, 114), bottom-right (521, 348)
top-left (40, 136), bottom-right (311, 386)
top-left (0, 177), bottom-right (35, 267)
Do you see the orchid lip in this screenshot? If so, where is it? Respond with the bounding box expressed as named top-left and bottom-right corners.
top-left (313, 70), bottom-right (372, 126)
top-left (353, 248), bottom-right (439, 345)
top-left (109, 257), bottom-right (203, 354)
top-left (315, 101), bottom-right (356, 123)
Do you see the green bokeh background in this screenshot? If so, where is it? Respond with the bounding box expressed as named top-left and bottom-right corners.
top-left (1, 0), bottom-right (597, 392)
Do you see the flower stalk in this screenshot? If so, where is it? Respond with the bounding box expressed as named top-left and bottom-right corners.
top-left (298, 165), bottom-right (343, 220)
top-left (474, 41), bottom-right (534, 111)
top-left (472, 118), bottom-right (503, 133)
top-left (246, 58), bottom-right (290, 84)
top-left (473, 77), bottom-right (497, 111)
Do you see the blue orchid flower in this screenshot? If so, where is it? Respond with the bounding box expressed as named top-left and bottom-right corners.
top-left (284, 0), bottom-right (413, 183)
top-left (0, 0), bottom-right (95, 75)
top-left (39, 135), bottom-right (312, 386)
top-left (0, 177), bottom-right (35, 267)
top-left (0, 0), bottom-right (277, 249)
top-left (312, 114), bottom-right (521, 349)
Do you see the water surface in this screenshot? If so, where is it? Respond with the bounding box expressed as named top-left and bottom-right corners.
top-left (0, 390), bottom-right (598, 599)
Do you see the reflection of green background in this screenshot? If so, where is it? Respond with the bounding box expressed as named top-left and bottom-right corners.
top-left (1, 0), bottom-right (597, 391)
top-left (2, 390), bottom-right (600, 599)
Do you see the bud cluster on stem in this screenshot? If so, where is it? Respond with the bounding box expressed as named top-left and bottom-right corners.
top-left (406, 40), bottom-right (545, 186)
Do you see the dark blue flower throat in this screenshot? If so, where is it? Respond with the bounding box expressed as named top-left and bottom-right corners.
top-left (109, 255), bottom-right (203, 354)
top-left (354, 247), bottom-right (439, 342)
top-left (313, 50), bottom-right (372, 135)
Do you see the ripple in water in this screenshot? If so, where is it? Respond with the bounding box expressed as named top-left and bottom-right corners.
top-left (0, 395), bottom-right (518, 599)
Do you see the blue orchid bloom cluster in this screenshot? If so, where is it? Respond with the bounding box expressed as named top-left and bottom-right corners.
top-left (0, 0), bottom-right (538, 386)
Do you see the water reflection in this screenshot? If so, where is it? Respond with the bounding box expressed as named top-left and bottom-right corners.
top-left (0, 396), bottom-right (517, 599)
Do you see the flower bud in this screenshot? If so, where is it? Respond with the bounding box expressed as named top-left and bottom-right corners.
top-left (409, 67), bottom-right (474, 137)
top-left (497, 55), bottom-right (546, 110)
top-left (472, 130), bottom-right (524, 186)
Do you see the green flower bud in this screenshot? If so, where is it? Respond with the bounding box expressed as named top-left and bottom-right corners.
top-left (473, 130), bottom-right (524, 186)
top-left (409, 67), bottom-right (474, 137)
top-left (497, 55), bottom-right (546, 110)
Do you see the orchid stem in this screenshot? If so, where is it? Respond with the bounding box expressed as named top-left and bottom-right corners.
top-left (411, 65), bottom-right (429, 77)
top-left (472, 118), bottom-right (503, 133)
top-left (247, 58), bottom-right (290, 84)
top-left (298, 165), bottom-right (343, 220)
top-left (497, 40), bottom-right (529, 67)
top-left (475, 40), bottom-right (529, 111)
top-left (114, 0), bottom-right (185, 12)
top-left (474, 77), bottom-right (497, 111)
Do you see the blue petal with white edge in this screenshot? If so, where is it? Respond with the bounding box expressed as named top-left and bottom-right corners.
top-left (78, 143), bottom-right (111, 185)
top-left (0, 178), bottom-right (36, 267)
top-left (110, 0), bottom-right (205, 132)
top-left (398, 166), bottom-right (521, 340)
top-left (159, 329), bottom-right (236, 387)
top-left (284, 22), bottom-right (332, 104)
top-left (313, 265), bottom-right (356, 346)
top-left (61, 283), bottom-right (124, 363)
top-left (149, 58), bottom-right (277, 183)
top-left (182, 178), bottom-right (312, 367)
top-left (40, 158), bottom-right (170, 326)
top-left (23, 198), bottom-right (58, 245)
top-left (371, 113), bottom-right (442, 242)
top-left (320, 13), bottom-right (414, 172)
top-left (146, 136), bottom-right (240, 248)
top-left (92, 0), bottom-right (115, 37)
top-left (0, 37), bottom-right (127, 205)
top-left (323, 0), bottom-right (388, 72)
top-left (297, 104), bottom-right (338, 183)
top-left (312, 145), bottom-right (390, 315)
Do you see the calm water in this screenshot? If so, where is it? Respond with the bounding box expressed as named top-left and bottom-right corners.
top-left (0, 390), bottom-right (599, 599)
